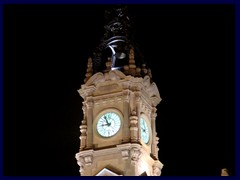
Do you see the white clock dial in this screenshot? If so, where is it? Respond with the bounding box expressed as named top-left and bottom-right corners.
top-left (97, 112), bottom-right (121, 137)
top-left (140, 117), bottom-right (150, 144)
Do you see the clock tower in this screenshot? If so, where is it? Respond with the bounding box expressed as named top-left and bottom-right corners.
top-left (75, 6), bottom-right (163, 176)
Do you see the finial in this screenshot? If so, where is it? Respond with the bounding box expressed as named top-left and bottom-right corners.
top-left (129, 47), bottom-right (136, 68)
top-left (136, 67), bottom-right (141, 77)
top-left (84, 57), bottom-right (93, 83)
top-left (123, 65), bottom-right (129, 75)
top-left (104, 57), bottom-right (112, 72)
top-left (141, 63), bottom-right (148, 76)
top-left (132, 110), bottom-right (137, 116)
top-left (129, 47), bottom-right (136, 76)
top-left (147, 68), bottom-right (152, 79)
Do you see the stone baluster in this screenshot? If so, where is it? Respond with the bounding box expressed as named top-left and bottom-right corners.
top-left (130, 110), bottom-right (138, 142)
top-left (79, 102), bottom-right (87, 150)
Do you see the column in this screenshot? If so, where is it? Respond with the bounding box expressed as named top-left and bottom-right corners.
top-left (151, 107), bottom-right (158, 158)
top-left (129, 110), bottom-right (138, 142)
top-left (135, 91), bottom-right (141, 142)
top-left (80, 102), bottom-right (87, 150)
top-left (86, 97), bottom-right (93, 148)
top-left (122, 89), bottom-right (130, 142)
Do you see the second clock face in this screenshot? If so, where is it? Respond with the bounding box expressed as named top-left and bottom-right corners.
top-left (140, 117), bottom-right (150, 144)
top-left (96, 112), bottom-right (121, 137)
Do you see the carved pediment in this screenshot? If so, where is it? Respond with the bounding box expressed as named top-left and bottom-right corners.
top-left (85, 70), bottom-right (127, 86)
top-left (143, 76), bottom-right (161, 105)
top-left (95, 168), bottom-right (122, 176)
top-left (85, 72), bottom-right (105, 86)
top-left (79, 71), bottom-right (161, 106)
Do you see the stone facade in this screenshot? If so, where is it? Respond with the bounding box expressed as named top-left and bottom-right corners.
top-left (75, 70), bottom-right (163, 176)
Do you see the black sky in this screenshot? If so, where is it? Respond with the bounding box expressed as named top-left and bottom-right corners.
top-left (4, 4), bottom-right (235, 176)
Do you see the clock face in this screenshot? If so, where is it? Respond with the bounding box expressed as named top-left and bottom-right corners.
top-left (96, 112), bottom-right (121, 137)
top-left (140, 117), bottom-right (150, 144)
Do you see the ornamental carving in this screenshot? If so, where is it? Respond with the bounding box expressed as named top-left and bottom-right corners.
top-left (121, 149), bottom-right (129, 159)
top-left (153, 165), bottom-right (161, 176)
top-left (77, 157), bottom-right (85, 174)
top-left (98, 84), bottom-right (119, 92)
top-left (143, 76), bottom-right (161, 100)
top-left (152, 161), bottom-right (163, 176)
top-left (85, 70), bottom-right (126, 86)
top-left (84, 155), bottom-right (93, 165)
top-left (130, 147), bottom-right (141, 162)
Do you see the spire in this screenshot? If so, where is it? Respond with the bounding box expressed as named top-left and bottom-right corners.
top-left (85, 5), bottom-right (152, 81)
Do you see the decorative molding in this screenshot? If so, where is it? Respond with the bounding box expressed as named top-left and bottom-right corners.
top-left (85, 70), bottom-right (126, 86)
top-left (86, 97), bottom-right (94, 108)
top-left (122, 89), bottom-right (130, 102)
top-left (109, 70), bottom-right (126, 80)
top-left (143, 76), bottom-right (161, 106)
top-left (98, 83), bottom-right (119, 92)
top-left (85, 72), bottom-right (105, 86)
top-left (84, 155), bottom-right (93, 165)
top-left (130, 147), bottom-right (141, 163)
top-left (76, 156), bottom-right (85, 174)
top-left (75, 150), bottom-right (94, 175)
top-left (121, 149), bottom-right (130, 160)
top-left (129, 111), bottom-right (138, 142)
top-left (78, 86), bottom-right (96, 99)
top-left (152, 161), bottom-right (163, 176)
top-left (94, 96), bottom-right (123, 106)
top-left (79, 72), bottom-right (161, 107)
top-left (80, 124), bottom-right (87, 150)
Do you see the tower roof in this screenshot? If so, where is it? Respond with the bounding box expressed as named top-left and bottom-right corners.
top-left (84, 5), bottom-right (152, 83)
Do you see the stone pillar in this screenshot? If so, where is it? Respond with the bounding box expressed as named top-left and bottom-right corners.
top-left (130, 111), bottom-right (138, 142)
top-left (80, 123), bottom-right (87, 150)
top-left (80, 102), bottom-right (87, 150)
top-left (86, 97), bottom-right (93, 148)
top-left (123, 90), bottom-right (130, 142)
top-left (151, 107), bottom-right (158, 158)
top-left (135, 91), bottom-right (141, 142)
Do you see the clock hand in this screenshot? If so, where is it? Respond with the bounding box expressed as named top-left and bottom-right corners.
top-left (104, 116), bottom-right (110, 125)
top-left (104, 116), bottom-right (112, 126)
top-left (107, 119), bottom-right (112, 127)
top-left (141, 126), bottom-right (146, 131)
top-left (143, 121), bottom-right (146, 129)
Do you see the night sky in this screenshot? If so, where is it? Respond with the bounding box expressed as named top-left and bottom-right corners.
top-left (4, 4), bottom-right (235, 176)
